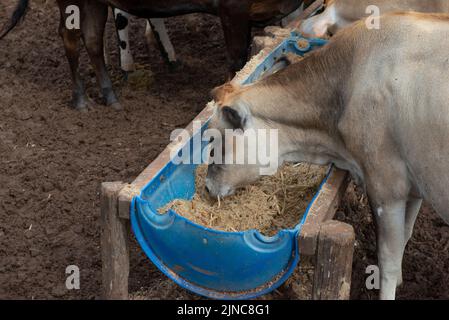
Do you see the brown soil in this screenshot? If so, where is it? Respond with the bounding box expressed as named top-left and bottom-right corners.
top-left (0, 1), bottom-right (225, 299)
top-left (1, 1), bottom-right (448, 300)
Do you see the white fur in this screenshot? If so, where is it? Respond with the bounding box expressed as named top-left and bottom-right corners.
top-left (113, 9), bottom-right (177, 72)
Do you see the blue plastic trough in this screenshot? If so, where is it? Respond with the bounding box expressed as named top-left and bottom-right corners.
top-left (131, 33), bottom-right (330, 299)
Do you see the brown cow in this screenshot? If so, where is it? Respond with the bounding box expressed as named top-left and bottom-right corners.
top-left (1, 0), bottom-right (306, 111)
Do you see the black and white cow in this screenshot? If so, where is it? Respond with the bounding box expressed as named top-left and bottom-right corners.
top-left (113, 8), bottom-right (177, 73)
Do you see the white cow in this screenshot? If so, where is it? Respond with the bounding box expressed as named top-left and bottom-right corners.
top-left (206, 12), bottom-right (449, 299)
top-left (299, 0), bottom-right (449, 37)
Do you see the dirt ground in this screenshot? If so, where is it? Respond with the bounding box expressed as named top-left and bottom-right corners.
top-left (1, 1), bottom-right (449, 300)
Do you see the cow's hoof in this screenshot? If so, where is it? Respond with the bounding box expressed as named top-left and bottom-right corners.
top-left (71, 101), bottom-right (89, 112)
top-left (71, 95), bottom-right (94, 112)
top-left (396, 274), bottom-right (403, 288)
top-left (77, 106), bottom-right (89, 113)
top-left (109, 102), bottom-right (123, 111)
top-left (121, 71), bottom-right (131, 82)
top-left (168, 60), bottom-right (182, 72)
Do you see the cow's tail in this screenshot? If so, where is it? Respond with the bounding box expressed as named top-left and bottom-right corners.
top-left (0, 0), bottom-right (30, 39)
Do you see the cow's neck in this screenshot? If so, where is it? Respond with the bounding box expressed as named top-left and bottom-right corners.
top-left (240, 45), bottom-right (363, 182)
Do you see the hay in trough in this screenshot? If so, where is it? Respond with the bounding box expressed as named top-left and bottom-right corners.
top-left (159, 163), bottom-right (327, 236)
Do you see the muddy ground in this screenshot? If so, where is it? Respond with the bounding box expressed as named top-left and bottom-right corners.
top-left (1, 2), bottom-right (448, 300)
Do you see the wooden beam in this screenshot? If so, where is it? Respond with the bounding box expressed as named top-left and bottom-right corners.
top-left (312, 221), bottom-right (355, 300)
top-left (101, 181), bottom-right (130, 300)
top-left (298, 168), bottom-right (349, 255)
top-left (286, 0), bottom-right (325, 29)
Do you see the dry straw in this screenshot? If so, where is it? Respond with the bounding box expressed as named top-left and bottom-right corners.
top-left (160, 163), bottom-right (327, 236)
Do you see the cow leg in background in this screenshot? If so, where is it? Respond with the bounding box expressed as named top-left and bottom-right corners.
top-left (82, 1), bottom-right (122, 110)
top-left (146, 19), bottom-right (179, 69)
top-left (58, 16), bottom-right (89, 111)
top-left (219, 10), bottom-right (251, 77)
top-left (113, 9), bottom-right (135, 73)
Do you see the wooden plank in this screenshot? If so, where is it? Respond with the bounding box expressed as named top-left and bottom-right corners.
top-left (286, 0), bottom-right (325, 29)
top-left (117, 104), bottom-right (215, 220)
top-left (299, 0), bottom-right (325, 20)
top-left (118, 184), bottom-right (139, 220)
top-left (297, 223), bottom-right (321, 257)
top-left (298, 168), bottom-right (349, 255)
top-left (251, 36), bottom-right (277, 57)
top-left (101, 181), bottom-right (130, 299)
top-left (312, 221), bottom-right (355, 300)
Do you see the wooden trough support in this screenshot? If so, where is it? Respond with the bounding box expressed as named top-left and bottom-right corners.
top-left (101, 181), bottom-right (129, 300)
top-left (100, 148), bottom-right (354, 300)
top-left (100, 106), bottom-right (214, 300)
top-left (100, 21), bottom-right (355, 299)
top-left (297, 168), bottom-right (354, 300)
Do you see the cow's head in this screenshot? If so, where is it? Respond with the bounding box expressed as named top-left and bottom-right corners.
top-left (205, 83), bottom-right (279, 198)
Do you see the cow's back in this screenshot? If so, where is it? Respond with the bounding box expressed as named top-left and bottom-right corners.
top-left (334, 0), bottom-right (449, 22)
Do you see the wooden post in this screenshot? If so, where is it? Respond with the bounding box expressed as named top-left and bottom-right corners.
top-left (101, 182), bottom-right (130, 300)
top-left (299, 168), bottom-right (349, 256)
top-left (312, 220), bottom-right (355, 300)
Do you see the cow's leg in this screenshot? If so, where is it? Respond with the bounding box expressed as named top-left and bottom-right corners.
top-left (371, 199), bottom-right (407, 300)
top-left (146, 19), bottom-right (179, 69)
top-left (113, 8), bottom-right (135, 73)
top-left (395, 197), bottom-right (422, 286)
top-left (219, 10), bottom-right (251, 77)
top-left (58, 18), bottom-right (89, 111)
top-left (82, 1), bottom-right (122, 110)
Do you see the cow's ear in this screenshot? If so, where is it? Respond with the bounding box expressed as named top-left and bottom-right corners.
top-left (221, 106), bottom-right (246, 130)
top-left (211, 82), bottom-right (235, 103)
